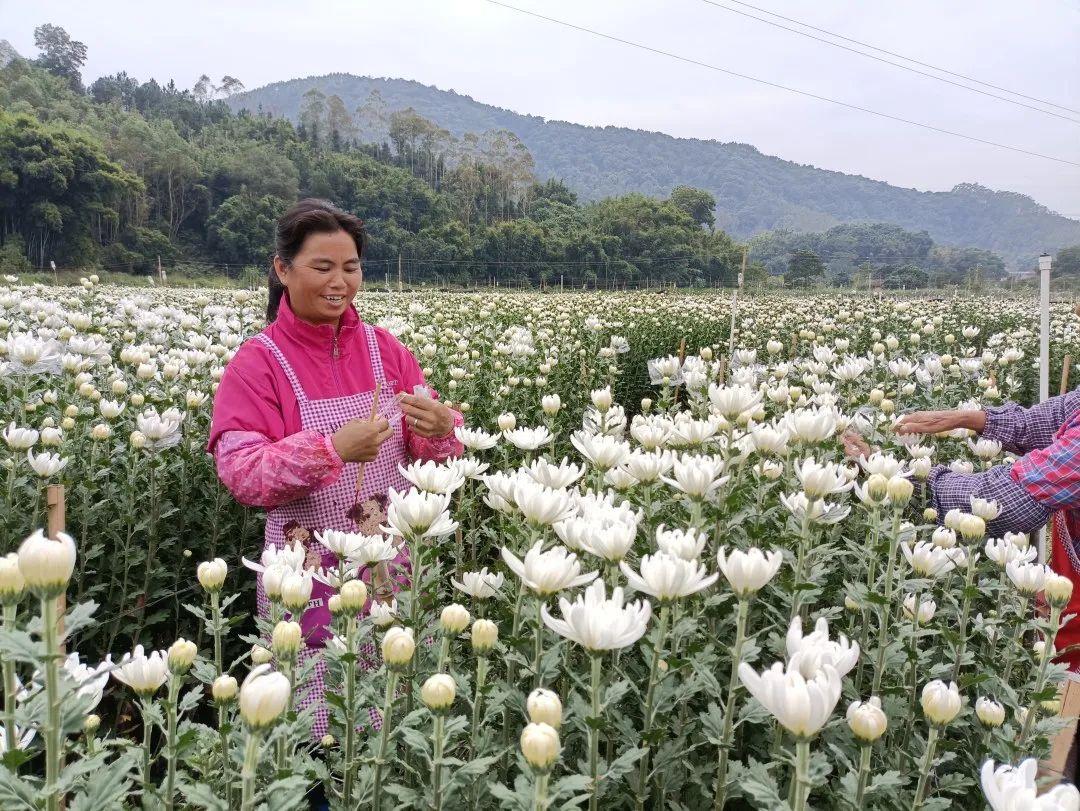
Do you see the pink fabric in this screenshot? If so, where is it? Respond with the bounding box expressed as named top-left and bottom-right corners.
top-left (210, 294), bottom-right (463, 508)
top-left (255, 326), bottom-right (412, 739)
top-left (213, 430), bottom-right (343, 508)
top-left (208, 293), bottom-right (463, 459)
top-left (209, 294), bottom-right (462, 738)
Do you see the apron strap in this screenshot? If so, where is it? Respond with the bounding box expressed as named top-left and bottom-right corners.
top-left (365, 324), bottom-right (387, 384)
top-left (255, 333), bottom-right (309, 404)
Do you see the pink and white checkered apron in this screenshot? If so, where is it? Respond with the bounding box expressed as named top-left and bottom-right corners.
top-left (254, 325), bottom-right (412, 738)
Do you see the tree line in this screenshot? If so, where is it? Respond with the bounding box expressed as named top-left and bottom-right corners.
top-left (2, 24), bottom-right (1074, 289)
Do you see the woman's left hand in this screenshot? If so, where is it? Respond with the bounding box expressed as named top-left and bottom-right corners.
top-left (397, 393), bottom-right (456, 438)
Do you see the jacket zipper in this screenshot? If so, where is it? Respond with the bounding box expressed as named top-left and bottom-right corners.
top-left (330, 334), bottom-right (344, 395)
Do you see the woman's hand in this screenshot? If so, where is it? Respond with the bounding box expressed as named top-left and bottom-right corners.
top-left (398, 393), bottom-right (456, 438)
top-left (331, 416), bottom-right (393, 463)
top-left (841, 429), bottom-right (872, 460)
top-left (894, 410), bottom-right (986, 436)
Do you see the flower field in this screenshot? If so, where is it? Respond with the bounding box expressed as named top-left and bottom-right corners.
top-left (1, 279), bottom-right (1079, 809)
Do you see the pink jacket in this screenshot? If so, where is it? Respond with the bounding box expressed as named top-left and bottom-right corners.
top-left (209, 294), bottom-right (463, 509)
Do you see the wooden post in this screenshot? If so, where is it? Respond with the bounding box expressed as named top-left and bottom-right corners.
top-left (1061, 354), bottom-right (1073, 396)
top-left (397, 253), bottom-right (403, 292)
top-left (46, 485), bottom-right (66, 650)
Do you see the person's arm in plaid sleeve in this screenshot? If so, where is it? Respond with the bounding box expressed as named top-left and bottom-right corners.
top-left (928, 464), bottom-right (1051, 536)
top-left (981, 390), bottom-right (1080, 455)
top-left (1013, 421), bottom-right (1080, 510)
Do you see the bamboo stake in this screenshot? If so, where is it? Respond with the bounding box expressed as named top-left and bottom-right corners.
top-left (1061, 354), bottom-right (1072, 396)
top-left (354, 380), bottom-right (382, 496)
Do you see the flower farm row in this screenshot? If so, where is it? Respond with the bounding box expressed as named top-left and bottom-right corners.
top-left (0, 279), bottom-right (1078, 809)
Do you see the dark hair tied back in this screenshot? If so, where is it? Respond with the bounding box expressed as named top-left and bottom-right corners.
top-left (267, 199), bottom-right (367, 322)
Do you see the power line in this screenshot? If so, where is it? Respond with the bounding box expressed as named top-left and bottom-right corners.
top-left (717, 0), bottom-right (1080, 117)
top-left (480, 0), bottom-right (1080, 168)
top-left (698, 0), bottom-right (1080, 124)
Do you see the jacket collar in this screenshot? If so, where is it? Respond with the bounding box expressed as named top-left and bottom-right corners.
top-left (275, 293), bottom-right (362, 354)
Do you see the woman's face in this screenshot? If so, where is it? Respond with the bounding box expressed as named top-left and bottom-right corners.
top-left (275, 230), bottom-right (362, 326)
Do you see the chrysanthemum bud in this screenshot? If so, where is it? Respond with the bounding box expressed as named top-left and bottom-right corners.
top-left (212, 674), bottom-right (238, 704)
top-left (0, 553), bottom-right (26, 605)
top-left (272, 620), bottom-right (302, 658)
top-left (975, 697), bottom-right (1004, 728)
top-left (497, 413), bottom-right (516, 432)
top-left (320, 734), bottom-right (336, 749)
top-left (238, 664), bottom-right (290, 730)
top-left (251, 645), bottom-right (272, 665)
top-left (381, 627), bottom-right (415, 670)
top-left (17, 529), bottom-right (76, 599)
top-left (920, 680), bottom-right (962, 726)
top-left (846, 697), bottom-right (887, 742)
top-left (520, 722), bottom-right (560, 772)
top-left (197, 558), bottom-right (227, 593)
top-left (167, 638), bottom-right (197, 674)
top-left (922, 508), bottom-right (937, 522)
top-left (527, 688), bottom-right (563, 728)
top-left (84, 714), bottom-right (101, 735)
top-left (886, 476), bottom-right (913, 504)
top-left (421, 673), bottom-right (456, 712)
top-left (865, 474), bottom-right (888, 502)
top-left (471, 618), bottom-right (498, 654)
top-left (440, 603), bottom-right (470, 635)
top-left (339, 579), bottom-right (368, 612)
top-left (1045, 573), bottom-right (1074, 608)
top-left (328, 594), bottom-right (344, 616)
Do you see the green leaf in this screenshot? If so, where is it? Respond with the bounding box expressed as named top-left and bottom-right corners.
top-left (0, 768), bottom-right (38, 810)
top-left (177, 778), bottom-right (229, 810)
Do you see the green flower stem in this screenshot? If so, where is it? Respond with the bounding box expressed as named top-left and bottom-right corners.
top-left (431, 713), bottom-right (445, 811)
top-left (533, 597), bottom-right (545, 688)
top-left (164, 674), bottom-right (181, 811)
top-left (635, 603), bottom-right (671, 811)
top-left (437, 634), bottom-right (450, 673)
top-left (210, 591), bottom-right (224, 676)
top-left (1001, 594), bottom-right (1031, 689)
top-left (588, 653), bottom-right (604, 811)
top-left (789, 500), bottom-right (816, 622)
top-left (949, 552), bottom-right (979, 683)
top-left (218, 704), bottom-right (233, 802)
top-left (871, 510), bottom-right (903, 695)
top-left (41, 595), bottom-right (61, 811)
top-left (503, 580), bottom-right (527, 774)
top-left (372, 670), bottom-right (399, 811)
top-left (140, 699), bottom-right (154, 797)
top-left (2, 603), bottom-right (18, 755)
top-left (713, 598), bottom-right (750, 810)
top-left (342, 619), bottom-right (358, 807)
top-left (792, 739), bottom-right (811, 811)
top-left (533, 771), bottom-right (550, 811)
top-left (911, 726), bottom-right (940, 811)
top-left (1018, 604), bottom-right (1063, 748)
top-left (854, 743), bottom-right (872, 808)
top-left (470, 655), bottom-right (489, 758)
top-left (240, 728), bottom-right (263, 811)
top-left (275, 657), bottom-right (295, 777)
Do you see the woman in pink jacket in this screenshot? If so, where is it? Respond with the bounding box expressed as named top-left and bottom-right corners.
top-left (209, 199), bottom-right (463, 737)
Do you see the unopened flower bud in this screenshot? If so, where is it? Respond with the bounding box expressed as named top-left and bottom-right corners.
top-left (440, 603), bottom-right (470, 635)
top-left (251, 645), bottom-right (273, 665)
top-left (886, 476), bottom-right (913, 505)
top-left (846, 697), bottom-right (887, 742)
top-left (381, 627), bottom-right (415, 670)
top-left (213, 674), bottom-right (238, 704)
top-left (272, 620), bottom-right (302, 657)
top-left (471, 618), bottom-right (498, 654)
top-left (167, 638), bottom-right (198, 674)
top-left (527, 688), bottom-right (563, 728)
top-left (339, 579), bottom-right (368, 612)
top-left (84, 714), bottom-right (101, 734)
top-left (520, 722), bottom-right (560, 772)
top-left (421, 673), bottom-right (456, 712)
top-left (975, 697), bottom-right (1004, 728)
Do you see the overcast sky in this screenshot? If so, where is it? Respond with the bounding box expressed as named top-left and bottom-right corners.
top-left (5, 0), bottom-right (1079, 217)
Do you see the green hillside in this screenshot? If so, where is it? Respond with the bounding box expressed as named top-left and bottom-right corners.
top-left (230, 73), bottom-right (1080, 266)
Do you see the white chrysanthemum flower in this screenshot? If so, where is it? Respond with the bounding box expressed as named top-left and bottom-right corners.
top-left (541, 579), bottom-right (651, 652)
top-left (501, 542), bottom-right (598, 596)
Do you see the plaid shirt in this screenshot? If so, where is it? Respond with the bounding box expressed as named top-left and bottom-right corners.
top-left (929, 392), bottom-right (1080, 561)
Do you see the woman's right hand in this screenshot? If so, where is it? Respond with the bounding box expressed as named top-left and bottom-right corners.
top-left (331, 417), bottom-right (393, 462)
top-left (894, 409), bottom-right (985, 436)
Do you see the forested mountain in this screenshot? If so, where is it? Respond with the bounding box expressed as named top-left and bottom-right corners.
top-left (230, 74), bottom-right (1080, 267)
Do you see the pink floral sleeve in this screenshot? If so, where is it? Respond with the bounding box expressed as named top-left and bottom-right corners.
top-left (214, 429), bottom-right (344, 509)
top-left (406, 409), bottom-right (465, 463)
